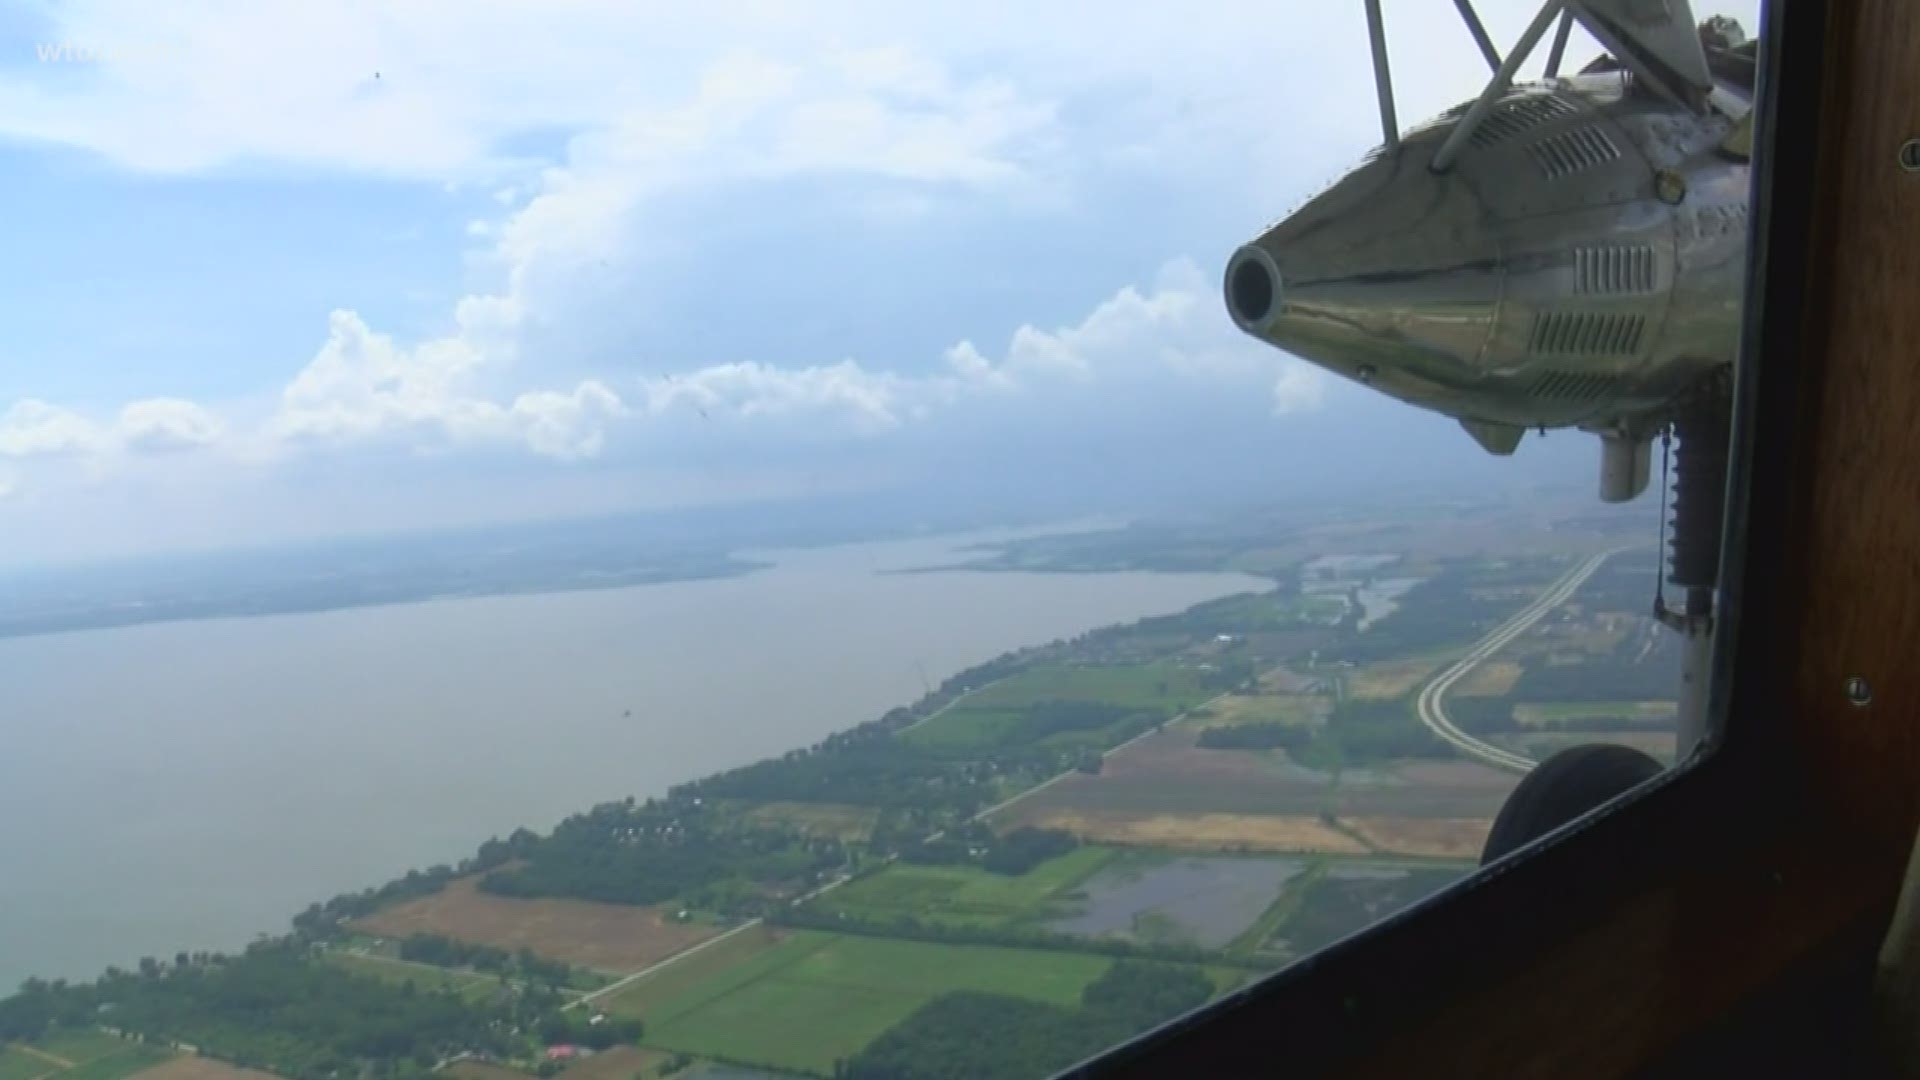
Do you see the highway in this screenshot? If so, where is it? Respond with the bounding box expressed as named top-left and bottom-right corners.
top-left (577, 561), bottom-right (1605, 1010)
top-left (1411, 550), bottom-right (1616, 774)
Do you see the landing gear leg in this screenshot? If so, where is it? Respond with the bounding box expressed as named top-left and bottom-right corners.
top-left (1659, 398), bottom-right (1730, 760)
top-left (1479, 390), bottom-right (1732, 865)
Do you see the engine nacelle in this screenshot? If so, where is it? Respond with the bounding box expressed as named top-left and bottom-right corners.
top-left (1225, 71), bottom-right (1748, 500)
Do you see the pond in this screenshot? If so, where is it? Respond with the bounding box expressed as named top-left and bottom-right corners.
top-left (1047, 855), bottom-right (1303, 948)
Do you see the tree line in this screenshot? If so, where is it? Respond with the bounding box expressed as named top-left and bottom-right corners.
top-left (477, 800), bottom-right (843, 915)
top-left (0, 942), bottom-right (563, 1080)
top-left (896, 825), bottom-right (1081, 877)
top-left (1319, 698), bottom-right (1451, 762)
top-left (840, 961), bottom-right (1215, 1079)
top-left (395, 934), bottom-right (572, 987)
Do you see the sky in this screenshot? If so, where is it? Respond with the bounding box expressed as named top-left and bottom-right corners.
top-left (0, 0), bottom-right (1762, 565)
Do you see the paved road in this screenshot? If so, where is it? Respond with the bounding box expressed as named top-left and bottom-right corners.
top-left (1412, 550), bottom-right (1617, 774)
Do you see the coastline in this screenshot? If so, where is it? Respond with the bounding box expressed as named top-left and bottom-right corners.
top-left (0, 537), bottom-right (1267, 990)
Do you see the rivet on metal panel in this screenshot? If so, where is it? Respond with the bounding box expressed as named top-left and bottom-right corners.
top-left (1654, 169), bottom-right (1687, 204)
top-left (1844, 675), bottom-right (1873, 707)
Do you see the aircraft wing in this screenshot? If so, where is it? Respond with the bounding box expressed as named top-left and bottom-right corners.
top-left (1570, 0), bottom-right (1715, 107)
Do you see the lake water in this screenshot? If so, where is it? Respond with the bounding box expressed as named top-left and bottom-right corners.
top-left (1354, 576), bottom-right (1424, 631)
top-left (0, 532), bottom-right (1263, 990)
top-left (1048, 855), bottom-right (1304, 948)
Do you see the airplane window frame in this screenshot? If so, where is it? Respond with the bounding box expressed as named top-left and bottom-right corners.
top-left (1067, 1), bottom-right (1845, 1073)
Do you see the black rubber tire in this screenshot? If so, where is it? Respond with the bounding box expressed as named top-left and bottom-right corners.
top-left (1481, 743), bottom-right (1664, 864)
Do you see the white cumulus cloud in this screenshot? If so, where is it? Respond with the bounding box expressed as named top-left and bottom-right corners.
top-left (118, 398), bottom-right (225, 452)
top-left (0, 400), bottom-right (108, 457)
top-left (270, 310), bottom-right (627, 460)
top-left (627, 258), bottom-right (1325, 433)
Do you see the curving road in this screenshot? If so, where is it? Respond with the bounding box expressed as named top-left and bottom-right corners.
top-left (1412, 550), bottom-right (1617, 774)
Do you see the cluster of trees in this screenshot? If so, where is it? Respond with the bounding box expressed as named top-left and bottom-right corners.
top-left (1201, 657), bottom-right (1260, 692)
top-left (1511, 649), bottom-right (1682, 702)
top-left (0, 943), bottom-right (553, 1079)
top-left (840, 962), bottom-right (1215, 1079)
top-left (1195, 721), bottom-right (1310, 752)
top-left (685, 731), bottom-right (996, 812)
top-left (478, 800), bottom-right (842, 913)
top-left (1322, 699), bottom-right (1451, 762)
top-left (395, 935), bottom-right (570, 986)
top-left (982, 827), bottom-right (1077, 875)
top-left (893, 826), bottom-right (1077, 877)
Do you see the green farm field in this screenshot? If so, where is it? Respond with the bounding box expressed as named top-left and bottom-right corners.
top-left (903, 663), bottom-right (1217, 752)
top-left (50, 1050), bottom-right (172, 1080)
top-left (1511, 700), bottom-right (1678, 725)
top-left (319, 951), bottom-right (500, 1001)
top-left (635, 932), bottom-right (1113, 1075)
top-left (965, 664), bottom-right (1213, 710)
top-left (0, 1049), bottom-right (51, 1080)
top-left (601, 924), bottom-right (791, 1021)
top-left (807, 846), bottom-right (1117, 929)
top-left (1, 1033), bottom-right (172, 1080)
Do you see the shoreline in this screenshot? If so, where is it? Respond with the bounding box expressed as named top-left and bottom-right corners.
top-left (2, 547), bottom-right (1268, 990)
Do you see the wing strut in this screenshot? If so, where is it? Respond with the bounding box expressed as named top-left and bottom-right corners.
top-left (1451, 0), bottom-right (1504, 73)
top-left (1543, 8), bottom-right (1575, 78)
top-left (1363, 0), bottom-right (1399, 150)
top-left (1431, 0), bottom-right (1568, 173)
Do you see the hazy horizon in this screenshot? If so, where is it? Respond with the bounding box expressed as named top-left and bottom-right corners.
top-left (0, 0), bottom-right (1759, 565)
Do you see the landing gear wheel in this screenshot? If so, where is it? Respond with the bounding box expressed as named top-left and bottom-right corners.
top-left (1481, 744), bottom-right (1664, 864)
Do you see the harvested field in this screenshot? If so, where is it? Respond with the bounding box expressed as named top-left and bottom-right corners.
top-left (1451, 660), bottom-right (1522, 697)
top-left (1189, 693), bottom-right (1324, 731)
top-left (1338, 817), bottom-right (1493, 859)
top-left (1001, 728), bottom-right (1517, 822)
top-left (1346, 660), bottom-right (1441, 700)
top-left (1008, 809), bottom-right (1368, 854)
top-left (131, 1059), bottom-right (280, 1080)
top-left (351, 874), bottom-right (718, 972)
